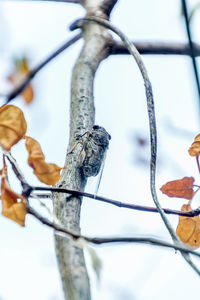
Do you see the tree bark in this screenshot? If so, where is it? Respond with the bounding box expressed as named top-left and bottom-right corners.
top-left (53, 1), bottom-right (115, 299)
top-left (110, 40), bottom-right (200, 57)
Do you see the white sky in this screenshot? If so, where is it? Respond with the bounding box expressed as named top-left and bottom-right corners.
top-left (0, 0), bottom-right (200, 300)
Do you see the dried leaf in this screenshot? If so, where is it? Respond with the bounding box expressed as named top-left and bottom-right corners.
top-left (25, 136), bottom-right (62, 185)
top-left (0, 159), bottom-right (26, 226)
top-left (176, 204), bottom-right (200, 248)
top-left (160, 177), bottom-right (195, 200)
top-left (8, 57), bottom-right (34, 104)
top-left (0, 105), bottom-right (27, 150)
top-left (188, 134), bottom-right (200, 156)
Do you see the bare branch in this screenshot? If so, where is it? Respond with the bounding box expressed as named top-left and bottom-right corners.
top-left (3, 151), bottom-right (30, 188)
top-left (70, 17), bottom-right (177, 243)
top-left (27, 204), bottom-right (200, 259)
top-left (70, 17), bottom-right (200, 276)
top-left (4, 33), bottom-right (82, 104)
top-left (110, 41), bottom-right (200, 57)
top-left (181, 0), bottom-right (200, 105)
top-left (33, 186), bottom-right (200, 217)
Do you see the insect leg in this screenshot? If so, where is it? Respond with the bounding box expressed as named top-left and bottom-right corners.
top-left (67, 141), bottom-right (84, 155)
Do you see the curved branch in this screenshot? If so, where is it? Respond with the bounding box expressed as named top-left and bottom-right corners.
top-left (70, 17), bottom-right (200, 276)
top-left (110, 41), bottom-right (200, 57)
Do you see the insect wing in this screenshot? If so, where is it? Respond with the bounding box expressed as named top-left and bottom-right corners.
top-left (94, 150), bottom-right (107, 197)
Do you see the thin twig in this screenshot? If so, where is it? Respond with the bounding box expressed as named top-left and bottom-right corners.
top-left (70, 17), bottom-right (200, 275)
top-left (3, 151), bottom-right (29, 187)
top-left (27, 204), bottom-right (200, 258)
top-left (110, 41), bottom-right (200, 57)
top-left (196, 156), bottom-right (200, 175)
top-left (182, 0), bottom-right (200, 108)
top-left (32, 186), bottom-right (200, 217)
top-left (5, 33), bottom-right (82, 104)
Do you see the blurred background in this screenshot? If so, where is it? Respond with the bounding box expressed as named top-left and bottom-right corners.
top-left (0, 0), bottom-right (200, 299)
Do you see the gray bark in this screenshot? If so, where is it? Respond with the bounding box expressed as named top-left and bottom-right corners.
top-left (53, 1), bottom-right (114, 299)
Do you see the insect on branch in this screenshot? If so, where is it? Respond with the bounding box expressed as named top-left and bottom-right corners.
top-left (70, 16), bottom-right (200, 276)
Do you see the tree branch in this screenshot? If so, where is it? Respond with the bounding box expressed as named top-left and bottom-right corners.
top-left (110, 40), bottom-right (200, 57)
top-left (27, 205), bottom-right (200, 259)
top-left (181, 0), bottom-right (200, 106)
top-left (5, 150), bottom-right (200, 219)
top-left (4, 33), bottom-right (82, 104)
top-left (4, 37), bottom-right (200, 105)
top-left (70, 16), bottom-right (200, 276)
top-left (33, 186), bottom-right (200, 217)
top-left (52, 3), bottom-right (115, 299)
top-left (4, 152), bottom-right (200, 264)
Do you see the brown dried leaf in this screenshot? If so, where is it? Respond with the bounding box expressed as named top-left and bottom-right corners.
top-left (25, 136), bottom-right (62, 185)
top-left (8, 57), bottom-right (34, 104)
top-left (176, 204), bottom-right (200, 248)
top-left (160, 177), bottom-right (195, 200)
top-left (0, 105), bottom-right (27, 150)
top-left (0, 159), bottom-right (26, 226)
top-left (188, 134), bottom-right (200, 156)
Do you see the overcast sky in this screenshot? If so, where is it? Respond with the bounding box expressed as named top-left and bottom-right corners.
top-left (0, 1), bottom-right (200, 300)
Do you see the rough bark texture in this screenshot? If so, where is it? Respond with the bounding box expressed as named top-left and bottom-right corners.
top-left (53, 1), bottom-right (114, 299)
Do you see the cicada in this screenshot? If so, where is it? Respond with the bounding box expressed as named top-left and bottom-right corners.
top-left (69, 125), bottom-right (111, 192)
top-left (80, 125), bottom-right (111, 178)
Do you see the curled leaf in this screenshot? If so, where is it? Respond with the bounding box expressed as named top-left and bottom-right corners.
top-left (160, 177), bottom-right (195, 200)
top-left (25, 136), bottom-right (62, 185)
top-left (0, 159), bottom-right (26, 226)
top-left (176, 204), bottom-right (200, 249)
top-left (188, 134), bottom-right (200, 156)
top-left (0, 105), bottom-right (27, 150)
top-left (8, 57), bottom-right (34, 104)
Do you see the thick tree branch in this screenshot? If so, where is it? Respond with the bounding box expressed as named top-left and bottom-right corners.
top-left (110, 40), bottom-right (200, 56)
top-left (4, 33), bottom-right (82, 104)
top-left (52, 3), bottom-right (115, 300)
